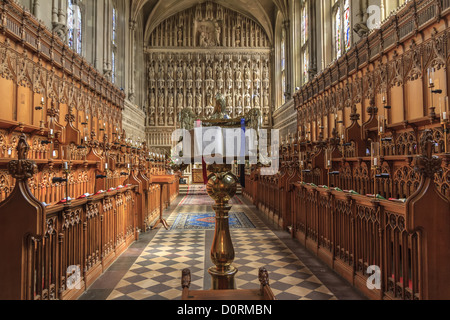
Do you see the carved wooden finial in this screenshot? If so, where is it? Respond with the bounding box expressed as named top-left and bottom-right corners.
top-left (414, 130), bottom-right (442, 179)
top-left (7, 134), bottom-right (38, 180)
top-left (258, 267), bottom-right (269, 287)
top-left (16, 133), bottom-right (29, 160)
top-left (181, 269), bottom-right (191, 289)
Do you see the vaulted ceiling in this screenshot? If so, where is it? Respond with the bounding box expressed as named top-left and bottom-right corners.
top-left (131, 0), bottom-right (289, 46)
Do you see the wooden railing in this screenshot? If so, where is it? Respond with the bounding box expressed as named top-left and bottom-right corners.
top-left (243, 132), bottom-right (450, 300)
top-left (0, 135), bottom-right (180, 300)
top-left (29, 187), bottom-right (137, 301)
top-left (292, 183), bottom-right (423, 300)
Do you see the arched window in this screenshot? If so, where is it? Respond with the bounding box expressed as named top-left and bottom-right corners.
top-left (343, 0), bottom-right (351, 51)
top-left (67, 0), bottom-right (83, 55)
top-left (301, 2), bottom-right (309, 84)
top-left (333, 0), bottom-right (351, 59)
top-left (111, 5), bottom-right (117, 84)
top-left (281, 27), bottom-right (286, 105)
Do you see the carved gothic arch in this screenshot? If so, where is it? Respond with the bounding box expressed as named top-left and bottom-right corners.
top-left (141, 0), bottom-right (275, 46)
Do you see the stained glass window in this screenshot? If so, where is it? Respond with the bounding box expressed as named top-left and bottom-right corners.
top-left (335, 6), bottom-right (342, 58)
top-left (334, 0), bottom-right (351, 59)
top-left (67, 0), bottom-right (82, 55)
top-left (301, 6), bottom-right (308, 46)
top-left (344, 0), bottom-right (351, 51)
top-left (303, 47), bottom-right (309, 84)
top-left (112, 7), bottom-right (117, 46)
top-left (301, 2), bottom-right (309, 85)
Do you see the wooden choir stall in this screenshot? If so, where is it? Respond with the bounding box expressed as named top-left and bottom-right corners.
top-left (0, 2), bottom-right (179, 300)
top-left (243, 1), bottom-right (450, 300)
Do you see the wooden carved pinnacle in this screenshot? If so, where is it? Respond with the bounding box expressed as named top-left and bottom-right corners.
top-left (414, 130), bottom-right (442, 179)
top-left (7, 134), bottom-right (38, 180)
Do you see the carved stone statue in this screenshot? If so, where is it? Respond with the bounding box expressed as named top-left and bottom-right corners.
top-left (235, 66), bottom-right (242, 80)
top-left (177, 28), bottom-right (183, 45)
top-left (254, 95), bottom-right (260, 108)
top-left (177, 91), bottom-right (184, 108)
top-left (179, 108), bottom-right (196, 130)
top-left (235, 27), bottom-right (241, 46)
top-left (186, 64), bottom-right (193, 80)
top-left (196, 91), bottom-right (202, 109)
top-left (215, 22), bottom-right (221, 46)
top-left (149, 64), bottom-right (155, 80)
top-left (150, 90), bottom-right (155, 107)
top-left (167, 64), bottom-right (174, 80)
top-left (177, 64), bottom-right (183, 80)
top-left (263, 92), bottom-right (269, 107)
top-left (168, 92), bottom-right (174, 109)
top-left (199, 30), bottom-right (208, 47)
top-left (244, 93), bottom-right (251, 107)
top-left (207, 90), bottom-right (214, 107)
top-left (206, 65), bottom-right (213, 80)
top-left (210, 94), bottom-right (228, 120)
top-left (195, 64), bottom-right (202, 79)
top-left (244, 63), bottom-right (251, 80)
top-left (158, 90), bottom-right (165, 107)
top-left (187, 90), bottom-right (193, 109)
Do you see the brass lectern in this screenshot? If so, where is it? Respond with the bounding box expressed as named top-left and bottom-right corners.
top-left (175, 95), bottom-right (263, 290)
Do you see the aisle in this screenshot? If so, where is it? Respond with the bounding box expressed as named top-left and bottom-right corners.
top-left (80, 192), bottom-right (365, 300)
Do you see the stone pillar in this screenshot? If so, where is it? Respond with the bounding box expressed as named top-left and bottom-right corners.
top-left (282, 19), bottom-right (291, 101)
top-left (33, 0), bottom-right (40, 20)
top-left (57, 0), bottom-right (66, 26)
top-left (93, 0), bottom-right (104, 71)
top-left (128, 20), bottom-right (137, 103)
top-left (51, 0), bottom-right (67, 40)
top-left (52, 0), bottom-right (58, 25)
top-left (103, 0), bottom-right (111, 77)
top-left (308, 0), bottom-right (317, 80)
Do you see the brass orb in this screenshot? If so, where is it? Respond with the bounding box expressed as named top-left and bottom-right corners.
top-left (206, 172), bottom-right (237, 204)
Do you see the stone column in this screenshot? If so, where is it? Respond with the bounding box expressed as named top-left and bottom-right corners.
top-left (103, 0), bottom-right (111, 77)
top-left (57, 0), bottom-right (66, 26)
top-left (93, 0), bottom-right (103, 71)
top-left (128, 19), bottom-right (137, 103)
top-left (52, 0), bottom-right (58, 24)
top-left (33, 0), bottom-right (40, 20)
top-left (282, 19), bottom-right (292, 101)
top-left (308, 0), bottom-right (317, 80)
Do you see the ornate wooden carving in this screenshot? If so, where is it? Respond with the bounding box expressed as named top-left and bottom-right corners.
top-left (0, 134), bottom-right (45, 300)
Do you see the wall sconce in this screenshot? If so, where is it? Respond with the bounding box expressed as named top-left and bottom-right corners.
top-left (428, 67), bottom-right (442, 119)
top-left (35, 97), bottom-right (45, 131)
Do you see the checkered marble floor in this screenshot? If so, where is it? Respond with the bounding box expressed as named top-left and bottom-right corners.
top-left (104, 197), bottom-right (338, 300)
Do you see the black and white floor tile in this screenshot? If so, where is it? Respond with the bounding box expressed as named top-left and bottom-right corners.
top-left (80, 193), bottom-right (364, 301)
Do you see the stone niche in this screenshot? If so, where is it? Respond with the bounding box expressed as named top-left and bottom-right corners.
top-left (146, 1), bottom-right (273, 146)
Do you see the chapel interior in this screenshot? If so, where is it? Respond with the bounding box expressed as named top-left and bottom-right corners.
top-left (0, 0), bottom-right (449, 301)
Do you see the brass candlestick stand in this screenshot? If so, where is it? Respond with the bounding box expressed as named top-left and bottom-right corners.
top-left (64, 162), bottom-right (71, 204)
top-left (371, 142), bottom-right (380, 197)
top-left (439, 96), bottom-right (449, 154)
top-left (35, 97), bottom-right (45, 135)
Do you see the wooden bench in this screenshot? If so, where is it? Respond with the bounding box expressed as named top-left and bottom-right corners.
top-left (181, 267), bottom-right (276, 300)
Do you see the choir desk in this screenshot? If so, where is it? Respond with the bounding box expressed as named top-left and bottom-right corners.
top-left (150, 175), bottom-right (176, 230)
